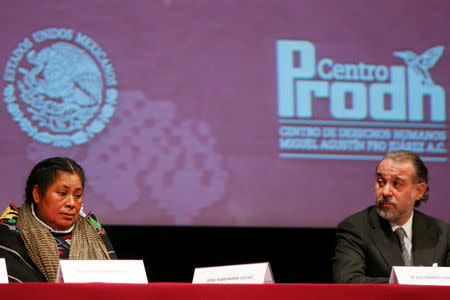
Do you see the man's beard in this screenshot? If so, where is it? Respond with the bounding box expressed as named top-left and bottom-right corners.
top-left (376, 196), bottom-right (399, 222)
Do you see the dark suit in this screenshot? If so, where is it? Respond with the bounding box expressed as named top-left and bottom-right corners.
top-left (332, 206), bottom-right (450, 283)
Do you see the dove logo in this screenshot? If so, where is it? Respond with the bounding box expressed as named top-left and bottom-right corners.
top-left (2, 28), bottom-right (118, 147)
top-left (276, 40), bottom-right (446, 123)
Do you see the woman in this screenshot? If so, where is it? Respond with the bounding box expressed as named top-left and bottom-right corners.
top-left (0, 157), bottom-right (116, 282)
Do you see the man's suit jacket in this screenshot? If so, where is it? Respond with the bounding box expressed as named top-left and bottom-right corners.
top-left (332, 205), bottom-right (450, 283)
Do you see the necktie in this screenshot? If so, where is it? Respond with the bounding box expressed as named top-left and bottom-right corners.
top-left (395, 227), bottom-right (412, 266)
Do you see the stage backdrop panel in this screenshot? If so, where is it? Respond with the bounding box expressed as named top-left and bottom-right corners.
top-left (0, 0), bottom-right (448, 227)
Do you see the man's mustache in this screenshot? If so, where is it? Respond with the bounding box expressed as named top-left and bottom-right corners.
top-left (378, 196), bottom-right (397, 206)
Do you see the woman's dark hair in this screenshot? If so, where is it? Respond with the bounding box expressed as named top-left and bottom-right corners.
top-left (25, 157), bottom-right (85, 204)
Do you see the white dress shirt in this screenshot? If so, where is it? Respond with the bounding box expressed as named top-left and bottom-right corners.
top-left (390, 211), bottom-right (413, 264)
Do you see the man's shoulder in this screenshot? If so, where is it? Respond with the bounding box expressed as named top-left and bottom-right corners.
top-left (414, 209), bottom-right (449, 230)
top-left (338, 206), bottom-right (377, 227)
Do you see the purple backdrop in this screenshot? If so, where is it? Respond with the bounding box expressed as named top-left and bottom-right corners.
top-left (0, 0), bottom-right (448, 227)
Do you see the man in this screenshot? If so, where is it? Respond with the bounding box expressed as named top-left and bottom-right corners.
top-left (333, 150), bottom-right (450, 283)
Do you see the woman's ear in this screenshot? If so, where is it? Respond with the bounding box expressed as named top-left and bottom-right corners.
top-left (32, 185), bottom-right (41, 204)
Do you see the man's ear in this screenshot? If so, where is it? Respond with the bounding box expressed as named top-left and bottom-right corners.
top-left (32, 185), bottom-right (41, 204)
top-left (415, 182), bottom-right (427, 201)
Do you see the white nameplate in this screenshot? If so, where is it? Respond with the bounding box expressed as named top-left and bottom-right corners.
top-left (389, 266), bottom-right (450, 285)
top-left (56, 260), bottom-right (148, 283)
top-left (0, 258), bottom-right (8, 283)
top-left (192, 262), bottom-right (274, 284)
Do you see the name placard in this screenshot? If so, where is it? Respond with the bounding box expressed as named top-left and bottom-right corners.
top-left (192, 262), bottom-right (274, 284)
top-left (389, 266), bottom-right (450, 285)
top-left (56, 260), bottom-right (148, 283)
top-left (0, 258), bottom-right (8, 283)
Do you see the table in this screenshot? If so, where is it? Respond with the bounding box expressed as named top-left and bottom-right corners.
top-left (1, 282), bottom-right (449, 299)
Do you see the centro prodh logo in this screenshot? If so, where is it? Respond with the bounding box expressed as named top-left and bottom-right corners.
top-left (276, 40), bottom-right (447, 161)
top-left (277, 41), bottom-right (446, 122)
top-left (2, 28), bottom-right (118, 147)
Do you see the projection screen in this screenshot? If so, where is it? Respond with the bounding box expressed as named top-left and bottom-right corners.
top-left (0, 0), bottom-right (448, 227)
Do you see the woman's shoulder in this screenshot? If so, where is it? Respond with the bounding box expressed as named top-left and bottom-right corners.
top-left (0, 203), bottom-right (20, 234)
top-left (84, 212), bottom-right (107, 236)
